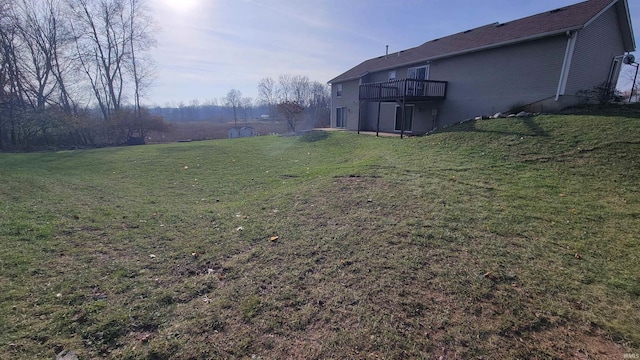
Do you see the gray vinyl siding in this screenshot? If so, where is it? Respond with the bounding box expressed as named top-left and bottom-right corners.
top-left (375, 103), bottom-right (396, 133)
top-left (366, 63), bottom-right (431, 83)
top-left (433, 35), bottom-right (567, 126)
top-left (565, 5), bottom-right (626, 94)
top-left (361, 35), bottom-right (567, 132)
top-left (348, 5), bottom-right (628, 134)
top-left (331, 80), bottom-right (359, 130)
top-left (362, 102), bottom-right (441, 133)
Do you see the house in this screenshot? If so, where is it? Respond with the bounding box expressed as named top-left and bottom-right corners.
top-left (227, 126), bottom-right (255, 139)
top-left (329, 0), bottom-right (636, 136)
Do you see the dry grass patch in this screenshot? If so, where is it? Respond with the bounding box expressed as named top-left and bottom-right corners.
top-left (1, 110), bottom-right (639, 358)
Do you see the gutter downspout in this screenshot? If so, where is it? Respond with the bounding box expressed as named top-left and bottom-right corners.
top-left (556, 30), bottom-right (578, 101)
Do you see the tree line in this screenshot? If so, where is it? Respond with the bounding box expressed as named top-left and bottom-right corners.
top-left (256, 74), bottom-right (330, 131)
top-left (149, 100), bottom-right (269, 125)
top-left (151, 75), bottom-right (331, 132)
top-left (0, 0), bottom-right (331, 150)
top-left (0, 0), bottom-right (165, 150)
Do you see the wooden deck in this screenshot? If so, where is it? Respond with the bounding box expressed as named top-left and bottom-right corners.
top-left (359, 79), bottom-right (447, 102)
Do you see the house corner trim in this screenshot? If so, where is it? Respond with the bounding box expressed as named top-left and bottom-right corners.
top-left (556, 31), bottom-right (578, 101)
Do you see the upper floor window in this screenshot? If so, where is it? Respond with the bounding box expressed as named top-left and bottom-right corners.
top-left (407, 65), bottom-right (430, 80)
top-left (336, 84), bottom-right (343, 98)
top-left (607, 56), bottom-right (624, 88)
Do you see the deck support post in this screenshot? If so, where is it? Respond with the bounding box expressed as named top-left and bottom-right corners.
top-left (376, 84), bottom-right (382, 136)
top-left (357, 101), bottom-right (361, 134)
top-left (400, 83), bottom-right (407, 139)
top-left (400, 103), bottom-right (405, 139)
top-left (357, 79), bottom-right (447, 137)
top-left (376, 101), bottom-right (381, 137)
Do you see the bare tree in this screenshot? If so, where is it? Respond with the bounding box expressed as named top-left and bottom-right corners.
top-left (275, 74), bottom-right (312, 105)
top-left (127, 0), bottom-right (156, 138)
top-left (67, 0), bottom-right (154, 119)
top-left (277, 100), bottom-right (304, 132)
top-left (290, 75), bottom-right (310, 105)
top-left (0, 0), bottom-right (160, 149)
top-left (47, 0), bottom-right (77, 115)
top-left (308, 81), bottom-right (330, 127)
top-left (67, 0), bottom-right (125, 121)
top-left (257, 74), bottom-right (331, 129)
top-left (64, 0), bottom-right (157, 144)
top-left (276, 74), bottom-right (293, 102)
top-left (241, 97), bottom-right (253, 121)
top-left (257, 76), bottom-right (275, 118)
top-left (12, 0), bottom-right (80, 116)
top-left (14, 0), bottom-right (55, 111)
top-left (0, 1), bottom-right (29, 147)
top-left (0, 0), bottom-right (83, 147)
top-left (225, 88), bottom-right (242, 126)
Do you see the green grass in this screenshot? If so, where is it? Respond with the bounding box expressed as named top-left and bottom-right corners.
top-left (1, 109), bottom-right (639, 359)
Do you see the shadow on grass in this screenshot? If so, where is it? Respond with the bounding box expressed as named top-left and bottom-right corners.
top-left (439, 104), bottom-right (640, 138)
top-left (439, 117), bottom-right (548, 137)
top-left (521, 117), bottom-right (547, 136)
top-left (559, 103), bottom-right (640, 118)
top-left (299, 131), bottom-right (330, 142)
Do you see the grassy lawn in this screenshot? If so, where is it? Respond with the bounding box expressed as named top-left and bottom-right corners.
top-left (146, 120), bottom-right (291, 143)
top-left (1, 108), bottom-right (639, 359)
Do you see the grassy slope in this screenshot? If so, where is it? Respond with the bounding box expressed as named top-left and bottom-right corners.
top-left (1, 110), bottom-right (639, 359)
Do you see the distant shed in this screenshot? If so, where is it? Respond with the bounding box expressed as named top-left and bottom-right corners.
top-left (228, 126), bottom-right (255, 139)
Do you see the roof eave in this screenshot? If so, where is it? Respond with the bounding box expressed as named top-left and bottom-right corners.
top-left (329, 72), bottom-right (366, 84)
top-left (618, 0), bottom-right (636, 51)
top-left (424, 26), bottom-right (584, 63)
top-left (330, 26), bottom-right (584, 84)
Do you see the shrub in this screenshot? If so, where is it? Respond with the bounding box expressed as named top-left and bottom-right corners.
top-left (507, 102), bottom-right (526, 114)
top-left (577, 82), bottom-right (623, 105)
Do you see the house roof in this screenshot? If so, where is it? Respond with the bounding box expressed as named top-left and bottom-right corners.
top-left (329, 0), bottom-right (635, 84)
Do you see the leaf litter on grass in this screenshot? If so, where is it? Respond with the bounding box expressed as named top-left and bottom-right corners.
top-left (1, 111), bottom-right (639, 358)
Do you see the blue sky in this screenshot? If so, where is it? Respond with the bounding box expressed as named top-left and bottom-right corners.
top-left (147, 0), bottom-right (640, 106)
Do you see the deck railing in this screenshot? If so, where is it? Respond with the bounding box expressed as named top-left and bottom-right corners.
top-left (359, 79), bottom-right (447, 101)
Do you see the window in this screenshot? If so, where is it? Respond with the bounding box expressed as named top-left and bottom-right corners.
top-left (407, 65), bottom-right (429, 80)
top-left (607, 56), bottom-right (624, 88)
top-left (336, 107), bottom-right (347, 128)
top-left (407, 66), bottom-right (430, 96)
top-left (336, 84), bottom-right (343, 98)
top-left (388, 71), bottom-right (396, 80)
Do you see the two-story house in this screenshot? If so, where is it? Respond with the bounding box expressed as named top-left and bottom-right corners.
top-left (329, 0), bottom-right (635, 136)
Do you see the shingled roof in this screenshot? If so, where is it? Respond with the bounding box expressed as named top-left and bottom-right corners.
top-left (329, 0), bottom-right (635, 84)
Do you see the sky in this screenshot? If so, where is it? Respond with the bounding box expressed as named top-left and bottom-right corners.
top-left (146, 0), bottom-right (640, 106)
